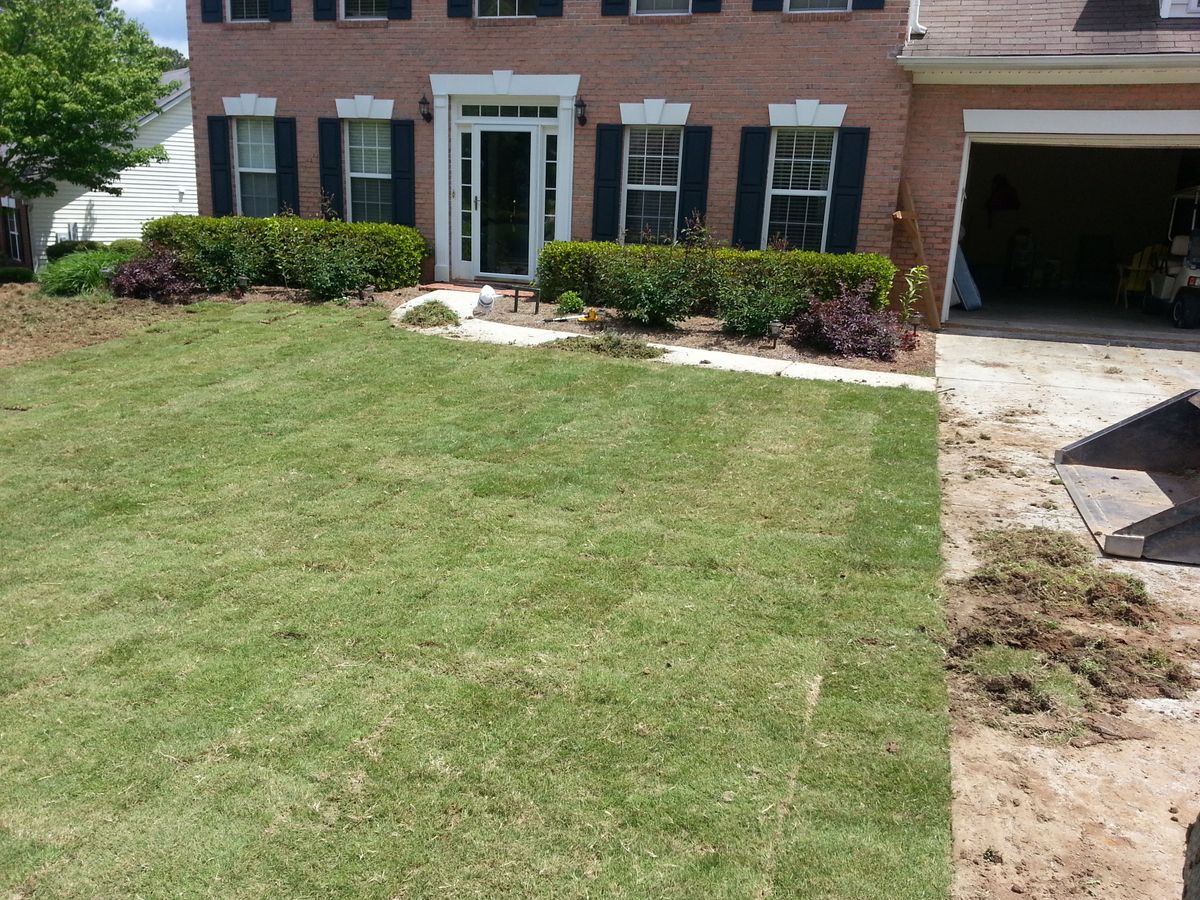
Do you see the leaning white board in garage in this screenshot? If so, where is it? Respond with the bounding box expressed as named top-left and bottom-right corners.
top-left (953, 244), bottom-right (983, 311)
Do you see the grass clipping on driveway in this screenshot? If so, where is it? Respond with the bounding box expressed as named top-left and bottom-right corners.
top-left (0, 302), bottom-right (948, 898)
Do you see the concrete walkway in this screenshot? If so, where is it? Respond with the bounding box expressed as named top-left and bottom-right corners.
top-left (391, 289), bottom-right (935, 392)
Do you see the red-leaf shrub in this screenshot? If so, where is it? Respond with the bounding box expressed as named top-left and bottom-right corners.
top-left (790, 282), bottom-right (900, 361)
top-left (110, 246), bottom-right (197, 303)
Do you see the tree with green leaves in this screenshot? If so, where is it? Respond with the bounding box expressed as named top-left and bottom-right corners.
top-left (0, 0), bottom-right (175, 200)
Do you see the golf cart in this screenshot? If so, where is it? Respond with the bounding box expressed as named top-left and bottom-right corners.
top-left (1148, 186), bottom-right (1200, 328)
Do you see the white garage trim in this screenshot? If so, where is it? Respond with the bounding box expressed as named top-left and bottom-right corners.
top-left (940, 114), bottom-right (1200, 319)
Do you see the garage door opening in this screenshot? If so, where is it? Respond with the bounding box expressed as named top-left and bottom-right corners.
top-left (948, 142), bottom-right (1200, 345)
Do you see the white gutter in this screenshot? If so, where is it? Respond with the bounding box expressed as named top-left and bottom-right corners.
top-left (898, 53), bottom-right (1200, 85)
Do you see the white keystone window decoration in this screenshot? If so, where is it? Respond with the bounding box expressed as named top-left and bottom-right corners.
top-left (229, 0), bottom-right (270, 20)
top-left (346, 121), bottom-right (393, 223)
top-left (344, 0), bottom-right (388, 15)
top-left (763, 128), bottom-right (836, 251)
top-left (622, 126), bottom-right (681, 244)
top-left (234, 119), bottom-right (279, 218)
top-left (634, 0), bottom-right (690, 14)
top-left (477, 0), bottom-right (535, 16)
top-left (787, 0), bottom-right (849, 11)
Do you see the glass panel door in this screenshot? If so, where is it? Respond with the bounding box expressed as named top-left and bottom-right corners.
top-left (479, 130), bottom-right (532, 276)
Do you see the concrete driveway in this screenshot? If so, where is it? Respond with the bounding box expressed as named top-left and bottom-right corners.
top-left (936, 332), bottom-right (1200, 900)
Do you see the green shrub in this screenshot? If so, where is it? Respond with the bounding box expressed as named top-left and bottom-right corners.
top-left (142, 215), bottom-right (428, 295)
top-left (0, 266), bottom-right (35, 284)
top-left (45, 240), bottom-right (104, 263)
top-left (401, 300), bottom-right (459, 327)
top-left (37, 249), bottom-right (134, 296)
top-left (107, 239), bottom-right (145, 256)
top-left (536, 241), bottom-right (896, 337)
top-left (556, 290), bottom-right (584, 314)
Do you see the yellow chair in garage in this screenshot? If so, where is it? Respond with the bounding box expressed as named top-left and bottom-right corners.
top-left (1115, 245), bottom-right (1166, 308)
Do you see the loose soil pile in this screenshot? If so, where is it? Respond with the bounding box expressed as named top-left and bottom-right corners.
top-left (949, 527), bottom-right (1193, 732)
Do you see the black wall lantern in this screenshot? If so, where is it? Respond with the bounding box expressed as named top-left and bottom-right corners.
top-left (419, 95), bottom-right (432, 123)
top-left (574, 97), bottom-right (587, 127)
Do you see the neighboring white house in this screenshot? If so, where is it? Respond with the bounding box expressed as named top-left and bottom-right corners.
top-left (27, 69), bottom-right (198, 268)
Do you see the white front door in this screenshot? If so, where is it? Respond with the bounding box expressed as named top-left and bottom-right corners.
top-left (452, 106), bottom-right (559, 282)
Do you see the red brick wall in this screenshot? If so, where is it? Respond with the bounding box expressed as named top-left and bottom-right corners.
top-left (901, 83), bottom-right (1200, 312)
top-left (187, 0), bottom-right (913, 257)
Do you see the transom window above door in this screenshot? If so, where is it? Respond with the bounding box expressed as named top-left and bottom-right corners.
top-left (763, 128), bottom-right (835, 251)
top-left (634, 0), bottom-right (690, 13)
top-left (622, 126), bottom-right (682, 245)
top-left (343, 0), bottom-right (388, 16)
top-left (459, 104), bottom-right (557, 119)
top-left (787, 0), bottom-right (849, 10)
top-left (477, 0), bottom-right (536, 16)
top-left (228, 0), bottom-right (270, 20)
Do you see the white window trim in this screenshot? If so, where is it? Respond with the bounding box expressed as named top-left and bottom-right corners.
top-left (760, 128), bottom-right (838, 252)
top-left (232, 118), bottom-right (278, 217)
top-left (768, 99), bottom-right (846, 129)
top-left (619, 125), bottom-right (683, 245)
top-left (335, 95), bottom-right (395, 120)
top-left (226, 0), bottom-right (270, 22)
top-left (619, 99), bottom-right (690, 126)
top-left (475, 0), bottom-right (536, 17)
top-left (341, 0), bottom-right (389, 17)
top-left (6, 209), bottom-right (23, 263)
top-left (343, 121), bottom-right (393, 223)
top-left (785, 0), bottom-right (850, 12)
top-left (223, 94), bottom-right (277, 117)
top-left (632, 0), bottom-right (691, 15)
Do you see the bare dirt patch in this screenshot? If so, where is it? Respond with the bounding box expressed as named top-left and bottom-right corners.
top-left (482, 299), bottom-right (935, 375)
top-left (0, 283), bottom-right (185, 368)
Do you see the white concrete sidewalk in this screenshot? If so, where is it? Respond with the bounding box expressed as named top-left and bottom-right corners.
top-left (390, 289), bottom-right (934, 392)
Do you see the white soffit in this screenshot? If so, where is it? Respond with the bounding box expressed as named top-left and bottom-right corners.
top-left (429, 70), bottom-right (580, 98)
top-left (222, 94), bottom-right (278, 117)
top-left (964, 108), bottom-right (1200, 136)
top-left (335, 95), bottom-right (395, 119)
top-left (619, 99), bottom-right (691, 126)
top-left (768, 99), bottom-right (847, 128)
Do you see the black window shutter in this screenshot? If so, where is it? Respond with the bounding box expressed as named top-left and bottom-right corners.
top-left (676, 125), bottom-right (712, 236)
top-left (731, 126), bottom-right (770, 249)
top-left (751, 0), bottom-right (783, 10)
top-left (201, 0), bottom-right (224, 22)
top-left (391, 120), bottom-right (416, 227)
top-left (592, 124), bottom-right (623, 242)
top-left (536, 0), bottom-right (563, 14)
top-left (318, 118), bottom-right (344, 220)
top-left (825, 127), bottom-right (870, 254)
top-left (601, 0), bottom-right (629, 15)
top-left (314, 0), bottom-right (336, 20)
top-left (208, 116), bottom-right (235, 217)
top-left (274, 118), bottom-right (300, 214)
top-left (448, 0), bottom-right (473, 17)
top-left (692, 0), bottom-right (721, 11)
top-left (389, 0), bottom-right (412, 18)
top-left (852, 0), bottom-right (885, 8)
top-left (269, 0), bottom-right (292, 20)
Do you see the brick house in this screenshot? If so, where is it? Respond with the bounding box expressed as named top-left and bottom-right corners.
top-left (189, 0), bottom-right (1200, 323)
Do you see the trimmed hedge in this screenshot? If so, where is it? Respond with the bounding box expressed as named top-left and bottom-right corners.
top-left (0, 266), bottom-right (35, 284)
top-left (536, 241), bottom-right (897, 335)
top-left (142, 215), bottom-right (429, 293)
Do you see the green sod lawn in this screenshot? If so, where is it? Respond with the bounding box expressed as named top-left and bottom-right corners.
top-left (0, 302), bottom-right (949, 898)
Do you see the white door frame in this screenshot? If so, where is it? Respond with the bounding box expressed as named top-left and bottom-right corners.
top-left (942, 109), bottom-right (1200, 321)
top-left (455, 121), bottom-right (543, 281)
top-left (430, 71), bottom-right (580, 282)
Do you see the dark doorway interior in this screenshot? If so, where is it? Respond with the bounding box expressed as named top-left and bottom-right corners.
top-left (480, 131), bottom-right (532, 276)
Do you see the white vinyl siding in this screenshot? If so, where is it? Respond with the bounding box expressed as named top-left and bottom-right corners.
top-left (634, 0), bottom-right (690, 13)
top-left (344, 0), bottom-right (388, 16)
top-left (787, 0), bottom-right (849, 10)
top-left (762, 128), bottom-right (836, 252)
top-left (27, 97), bottom-right (198, 268)
top-left (346, 121), bottom-right (393, 223)
top-left (477, 0), bottom-right (535, 15)
top-left (621, 126), bottom-right (681, 244)
top-left (235, 118), bottom-right (279, 218)
top-left (228, 0), bottom-right (270, 20)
